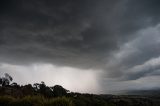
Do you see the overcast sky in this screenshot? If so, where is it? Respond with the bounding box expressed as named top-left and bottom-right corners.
top-left (0, 0), bottom-right (160, 94)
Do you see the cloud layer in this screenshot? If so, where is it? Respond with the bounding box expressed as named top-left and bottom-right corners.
top-left (1, 0), bottom-right (160, 93)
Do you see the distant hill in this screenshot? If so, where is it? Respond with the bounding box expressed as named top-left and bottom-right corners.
top-left (123, 89), bottom-right (160, 96)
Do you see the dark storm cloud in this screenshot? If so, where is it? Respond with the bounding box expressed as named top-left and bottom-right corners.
top-left (0, 0), bottom-right (124, 68)
top-left (1, 0), bottom-right (160, 84)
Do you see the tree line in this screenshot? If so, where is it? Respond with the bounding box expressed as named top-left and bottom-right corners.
top-left (1, 73), bottom-right (160, 106)
top-left (0, 73), bottom-right (69, 98)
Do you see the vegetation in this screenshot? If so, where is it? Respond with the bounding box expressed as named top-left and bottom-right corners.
top-left (0, 96), bottom-right (73, 106)
top-left (0, 73), bottom-right (160, 106)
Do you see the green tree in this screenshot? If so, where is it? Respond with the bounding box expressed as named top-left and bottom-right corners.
top-left (51, 85), bottom-right (69, 97)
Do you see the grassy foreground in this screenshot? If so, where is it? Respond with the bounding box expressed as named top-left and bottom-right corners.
top-left (0, 95), bottom-right (117, 106)
top-left (0, 96), bottom-right (73, 106)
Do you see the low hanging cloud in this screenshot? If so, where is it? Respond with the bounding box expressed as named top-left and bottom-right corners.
top-left (0, 0), bottom-right (160, 93)
top-left (105, 23), bottom-right (160, 79)
top-left (126, 57), bottom-right (160, 80)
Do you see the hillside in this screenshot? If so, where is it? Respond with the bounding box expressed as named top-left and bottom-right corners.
top-left (0, 83), bottom-right (160, 106)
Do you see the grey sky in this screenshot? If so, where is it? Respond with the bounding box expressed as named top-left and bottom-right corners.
top-left (0, 0), bottom-right (160, 93)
